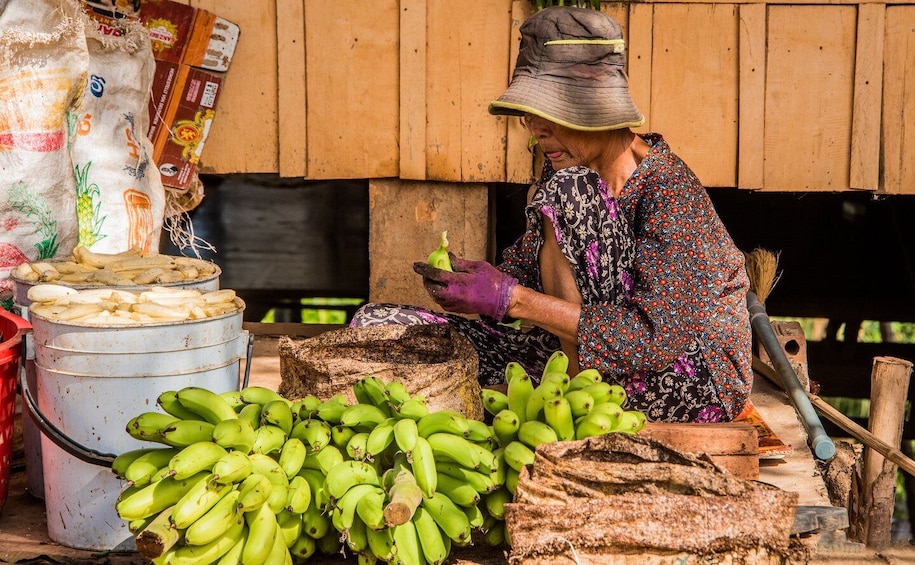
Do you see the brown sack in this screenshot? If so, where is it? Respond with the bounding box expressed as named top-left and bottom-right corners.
top-left (277, 324), bottom-right (483, 420)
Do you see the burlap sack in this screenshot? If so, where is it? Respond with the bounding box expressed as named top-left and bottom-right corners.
top-left (505, 434), bottom-right (801, 565)
top-left (277, 324), bottom-right (483, 420)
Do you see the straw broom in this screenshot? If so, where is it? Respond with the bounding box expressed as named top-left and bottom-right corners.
top-left (744, 248), bottom-right (915, 475)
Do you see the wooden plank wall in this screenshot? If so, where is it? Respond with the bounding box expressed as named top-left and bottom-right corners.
top-left (180, 1), bottom-right (915, 195)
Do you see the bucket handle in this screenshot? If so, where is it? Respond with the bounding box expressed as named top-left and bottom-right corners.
top-left (20, 337), bottom-right (116, 468)
top-left (18, 329), bottom-right (256, 469)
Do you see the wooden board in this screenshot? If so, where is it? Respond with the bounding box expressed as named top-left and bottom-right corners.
top-left (849, 3), bottom-right (885, 191)
top-left (399, 0), bottom-right (427, 181)
top-left (882, 6), bottom-right (915, 195)
top-left (504, 0), bottom-right (535, 185)
top-left (305, 2), bottom-right (400, 179)
top-left (764, 5), bottom-right (856, 191)
top-left (648, 4), bottom-right (739, 188)
top-left (276, 0), bottom-right (307, 178)
top-left (640, 422), bottom-right (759, 480)
top-left (737, 3), bottom-right (766, 189)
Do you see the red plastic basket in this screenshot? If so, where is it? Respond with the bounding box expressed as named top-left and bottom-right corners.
top-left (0, 308), bottom-right (29, 513)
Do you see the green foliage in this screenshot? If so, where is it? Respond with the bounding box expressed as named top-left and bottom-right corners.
top-left (533, 0), bottom-right (601, 11)
top-left (260, 297), bottom-right (364, 325)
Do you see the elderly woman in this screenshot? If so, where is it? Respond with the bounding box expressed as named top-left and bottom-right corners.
top-left (351, 6), bottom-right (752, 423)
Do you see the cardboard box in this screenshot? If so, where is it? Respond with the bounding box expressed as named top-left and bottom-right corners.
top-left (147, 61), bottom-right (222, 191)
top-left (140, 0), bottom-right (239, 72)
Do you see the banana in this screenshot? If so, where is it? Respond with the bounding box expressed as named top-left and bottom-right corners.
top-left (285, 474), bottom-right (312, 514)
top-left (542, 350), bottom-right (570, 376)
top-left (276, 510), bottom-right (302, 548)
top-left (466, 441), bottom-right (497, 474)
top-left (359, 376), bottom-right (391, 410)
top-left (574, 411), bottom-right (616, 440)
top-left (489, 447), bottom-right (507, 488)
top-left (291, 418), bottom-right (332, 451)
top-left (613, 410), bottom-right (647, 434)
top-left (589, 401), bottom-right (623, 425)
top-left (572, 367), bottom-right (603, 385)
top-left (252, 424), bottom-right (288, 455)
top-left (301, 498), bottom-right (331, 539)
top-left (395, 396), bottom-right (430, 421)
top-left (383, 381), bottom-right (412, 407)
top-left (316, 397), bottom-right (349, 424)
top-left (324, 460), bottom-right (381, 501)
top-left (212, 419), bottom-right (256, 455)
top-left (296, 468), bottom-right (329, 510)
top-left (563, 389), bottom-right (595, 418)
top-left (540, 371), bottom-right (571, 393)
top-left (339, 403), bottom-right (389, 432)
top-left (267, 480), bottom-right (290, 515)
top-left (238, 403), bottom-right (263, 431)
top-left (365, 417), bottom-right (397, 456)
top-left (409, 436), bottom-right (437, 498)
top-left (524, 381), bottom-right (564, 422)
top-left (248, 453), bottom-right (289, 485)
top-left (165, 442), bottom-right (228, 481)
top-left (212, 451), bottom-right (253, 485)
top-left (237, 472), bottom-right (273, 512)
top-left (505, 466), bottom-right (520, 496)
top-left (346, 432), bottom-right (372, 461)
top-left (116, 471), bottom-right (210, 522)
top-left (289, 533), bottom-right (316, 561)
top-left (567, 373), bottom-right (599, 392)
top-left (461, 503), bottom-right (485, 529)
top-left (220, 390), bottom-right (246, 412)
top-left (491, 409), bottom-right (520, 447)
top-left (112, 447), bottom-right (162, 479)
top-left (344, 513), bottom-right (369, 554)
top-left (483, 520), bottom-right (506, 547)
top-left (278, 438), bottom-right (308, 477)
top-left (126, 412), bottom-right (181, 442)
top-left (393, 417), bottom-right (419, 454)
top-left (262, 529), bottom-right (291, 565)
top-left (261, 399), bottom-right (294, 435)
top-left (383, 467), bottom-right (423, 527)
top-left (242, 502), bottom-right (278, 565)
top-left (416, 411), bottom-right (470, 439)
top-left (335, 483), bottom-right (383, 531)
top-left (480, 389), bottom-right (509, 416)
top-left (176, 386), bottom-right (239, 425)
top-left (353, 378), bottom-right (377, 406)
top-left (300, 445), bottom-right (345, 475)
top-left (158, 390), bottom-right (206, 420)
top-left (160, 420), bottom-right (217, 447)
top-left (316, 530), bottom-right (341, 556)
top-left (484, 486), bottom-right (512, 520)
top-left (504, 361), bottom-right (528, 384)
top-left (420, 491), bottom-right (472, 545)
top-left (171, 519), bottom-right (246, 565)
top-left (331, 424), bottom-right (358, 452)
top-left (427, 230), bottom-right (453, 271)
top-left (355, 485), bottom-right (387, 531)
top-left (502, 440), bottom-right (535, 472)
top-left (366, 525), bottom-right (397, 562)
top-left (171, 474), bottom-right (234, 529)
top-left (426, 433), bottom-right (481, 470)
top-left (434, 473), bottom-right (480, 507)
top-left (239, 385), bottom-right (284, 406)
top-left (122, 448), bottom-right (181, 487)
top-left (506, 372), bottom-right (534, 425)
top-left (582, 381), bottom-right (613, 405)
top-left (134, 505), bottom-right (178, 558)
top-left (184, 489), bottom-right (243, 546)
top-left (464, 419), bottom-right (497, 447)
top-left (434, 461), bottom-right (496, 494)
top-left (607, 383), bottom-right (628, 407)
top-left (296, 395), bottom-right (322, 420)
top-left (542, 397), bottom-right (575, 441)
top-left (391, 519), bottom-right (424, 565)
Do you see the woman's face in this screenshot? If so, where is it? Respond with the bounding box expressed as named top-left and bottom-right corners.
top-left (523, 114), bottom-right (603, 170)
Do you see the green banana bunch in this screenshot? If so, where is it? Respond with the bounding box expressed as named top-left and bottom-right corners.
top-left (481, 388), bottom-right (509, 416)
top-left (121, 447), bottom-right (181, 487)
top-left (116, 471), bottom-right (210, 522)
top-left (212, 418), bottom-right (256, 454)
top-left (166, 441), bottom-right (228, 480)
top-left (175, 386), bottom-right (239, 425)
top-left (170, 474), bottom-right (234, 529)
top-left (183, 489), bottom-right (242, 546)
top-left (427, 230), bottom-right (453, 272)
top-left (126, 412), bottom-right (181, 443)
top-left (420, 491), bottom-right (472, 545)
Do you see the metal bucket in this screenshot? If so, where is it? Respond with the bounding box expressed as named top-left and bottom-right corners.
top-left (11, 269), bottom-right (220, 501)
top-left (21, 304), bottom-right (251, 551)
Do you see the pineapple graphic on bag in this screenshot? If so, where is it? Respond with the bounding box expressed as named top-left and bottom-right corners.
top-left (74, 161), bottom-right (106, 247)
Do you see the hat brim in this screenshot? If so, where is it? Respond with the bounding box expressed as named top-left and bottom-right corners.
top-left (489, 74), bottom-right (644, 132)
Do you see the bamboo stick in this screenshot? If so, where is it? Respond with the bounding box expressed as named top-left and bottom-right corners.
top-left (752, 356), bottom-right (915, 477)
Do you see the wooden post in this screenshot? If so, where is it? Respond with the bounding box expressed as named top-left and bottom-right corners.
top-left (855, 356), bottom-right (913, 548)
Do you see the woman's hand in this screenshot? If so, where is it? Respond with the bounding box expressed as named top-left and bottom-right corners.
top-left (413, 254), bottom-right (518, 321)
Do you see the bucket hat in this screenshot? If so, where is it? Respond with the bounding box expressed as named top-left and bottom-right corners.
top-left (489, 6), bottom-right (644, 131)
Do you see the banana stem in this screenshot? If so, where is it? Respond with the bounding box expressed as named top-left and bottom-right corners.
top-left (383, 468), bottom-right (423, 526)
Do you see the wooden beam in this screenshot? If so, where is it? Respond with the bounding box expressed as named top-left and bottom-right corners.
top-left (400, 0), bottom-right (427, 180)
top-left (276, 0), bottom-right (307, 177)
top-left (738, 3), bottom-right (766, 189)
top-left (849, 3), bottom-right (885, 191)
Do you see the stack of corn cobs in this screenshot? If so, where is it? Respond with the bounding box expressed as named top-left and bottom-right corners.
top-left (114, 351), bottom-right (646, 565)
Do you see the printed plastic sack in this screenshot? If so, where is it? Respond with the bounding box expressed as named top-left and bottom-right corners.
top-left (69, 12), bottom-right (165, 254)
top-left (0, 0), bottom-right (86, 300)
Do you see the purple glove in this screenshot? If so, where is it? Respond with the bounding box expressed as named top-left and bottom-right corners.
top-left (413, 254), bottom-right (518, 321)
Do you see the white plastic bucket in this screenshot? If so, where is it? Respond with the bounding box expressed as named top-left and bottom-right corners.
top-left (12, 272), bottom-right (220, 501)
top-left (21, 305), bottom-right (250, 551)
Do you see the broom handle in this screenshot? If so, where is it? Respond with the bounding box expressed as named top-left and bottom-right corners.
top-left (752, 357), bottom-right (915, 477)
top-left (747, 292), bottom-right (836, 461)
